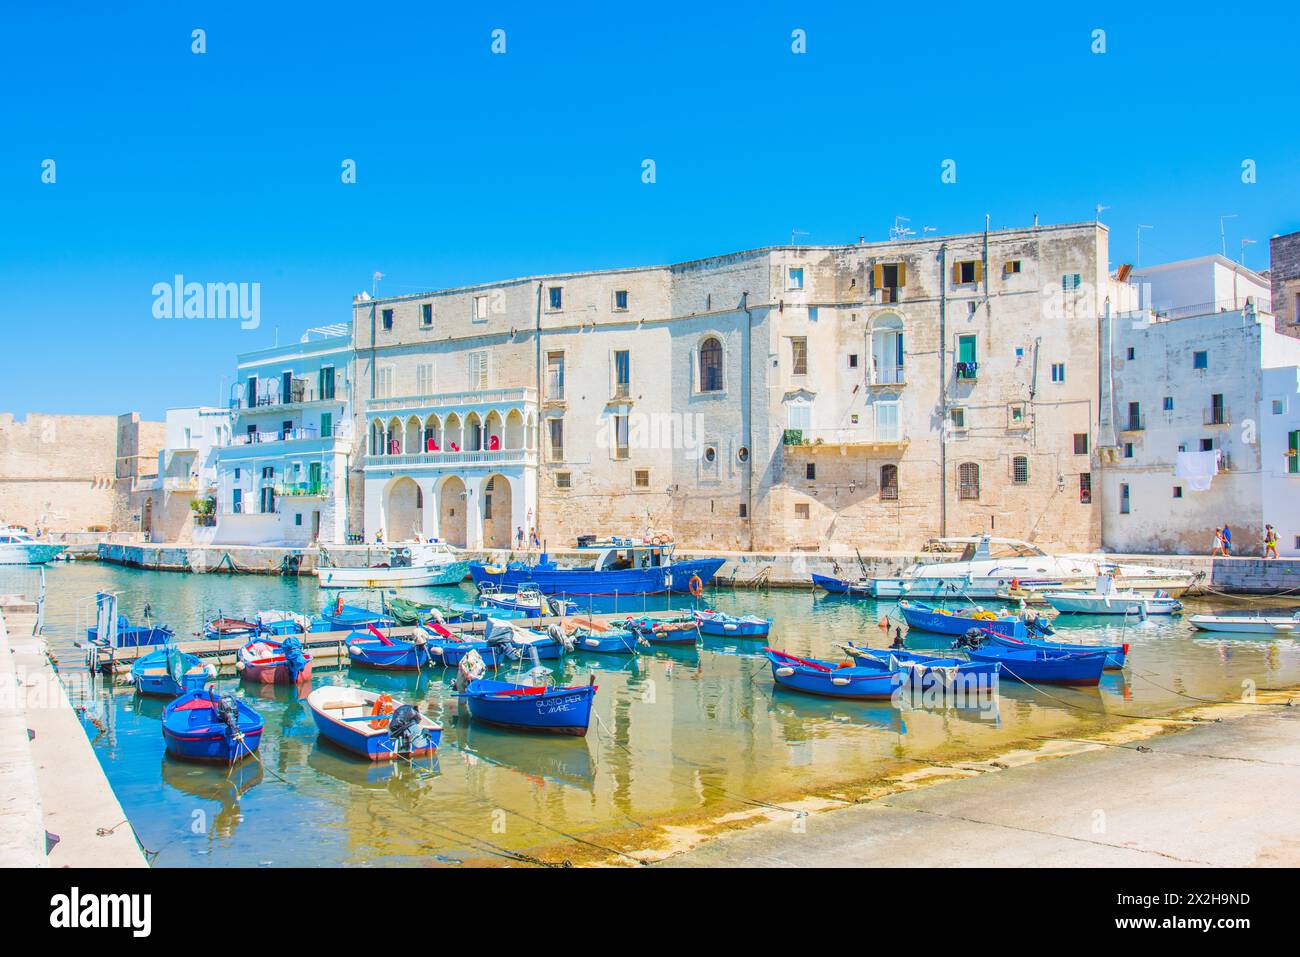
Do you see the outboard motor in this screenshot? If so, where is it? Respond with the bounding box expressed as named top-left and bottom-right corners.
top-left (953, 627), bottom-right (986, 651)
top-left (215, 694), bottom-right (242, 735)
top-left (387, 703), bottom-right (424, 751)
top-left (547, 622), bottom-right (574, 653)
top-left (484, 618), bottom-right (520, 661)
top-left (455, 649), bottom-right (486, 692)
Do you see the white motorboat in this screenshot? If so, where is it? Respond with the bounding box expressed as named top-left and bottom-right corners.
top-left (1043, 573), bottom-right (1182, 616)
top-left (0, 527), bottom-right (66, 565)
top-left (1188, 613), bottom-right (1299, 635)
top-left (869, 535), bottom-right (1196, 599)
top-left (315, 540), bottom-right (468, 588)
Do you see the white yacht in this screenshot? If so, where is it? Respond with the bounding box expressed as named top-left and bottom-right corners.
top-left (0, 527), bottom-right (66, 565)
top-left (1044, 572), bottom-right (1182, 616)
top-left (315, 539), bottom-right (468, 588)
top-left (1188, 613), bottom-right (1299, 635)
top-left (869, 535), bottom-right (1196, 599)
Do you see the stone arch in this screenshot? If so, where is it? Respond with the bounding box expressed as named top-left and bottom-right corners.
top-left (385, 417), bottom-right (402, 455)
top-left (698, 335), bottom-right (724, 392)
top-left (464, 412), bottom-right (483, 452)
top-left (369, 419), bottom-right (384, 455)
top-left (481, 473), bottom-right (513, 548)
top-left (484, 410), bottom-right (504, 451)
top-left (505, 409), bottom-right (525, 449)
top-left (443, 413), bottom-right (463, 452)
top-left (423, 414), bottom-right (441, 451)
top-left (384, 476), bottom-right (422, 541)
top-left (404, 416), bottom-right (421, 454)
top-left (437, 475), bottom-right (467, 547)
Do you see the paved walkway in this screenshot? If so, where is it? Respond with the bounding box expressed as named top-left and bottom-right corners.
top-left (662, 704), bottom-right (1300, 867)
top-left (0, 606), bottom-right (146, 868)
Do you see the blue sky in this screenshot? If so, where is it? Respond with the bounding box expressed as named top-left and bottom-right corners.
top-left (2, 1), bottom-right (1297, 418)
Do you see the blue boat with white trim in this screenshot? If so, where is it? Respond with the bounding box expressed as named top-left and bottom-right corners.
top-left (131, 646), bottom-right (213, 698)
top-left (764, 648), bottom-right (904, 699)
top-left (964, 644), bottom-right (1107, 686)
top-left (469, 537), bottom-right (724, 597)
top-left (162, 690), bottom-right (264, 763)
top-left (693, 610), bottom-right (772, 638)
top-left (306, 685), bottom-right (442, 761)
top-left (984, 631), bottom-right (1128, 669)
top-left (460, 677), bottom-right (598, 736)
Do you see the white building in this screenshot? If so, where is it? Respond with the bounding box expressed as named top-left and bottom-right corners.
top-left (1261, 364), bottom-right (1300, 556)
top-left (135, 406), bottom-right (229, 542)
top-left (211, 325), bottom-right (354, 545)
top-left (1099, 256), bottom-right (1300, 554)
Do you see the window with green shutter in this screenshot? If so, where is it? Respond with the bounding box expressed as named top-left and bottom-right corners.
top-left (1289, 430), bottom-right (1299, 474)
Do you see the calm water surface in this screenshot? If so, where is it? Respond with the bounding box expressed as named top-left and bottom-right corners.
top-left (29, 562), bottom-right (1300, 866)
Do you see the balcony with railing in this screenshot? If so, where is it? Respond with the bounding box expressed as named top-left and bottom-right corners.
top-left (366, 386), bottom-right (537, 416)
top-left (783, 424), bottom-right (908, 450)
top-left (231, 375), bottom-right (342, 413)
top-left (274, 481), bottom-right (329, 498)
top-left (1120, 413), bottom-right (1146, 433)
top-left (227, 423), bottom-right (351, 447)
top-left (1203, 405), bottom-right (1231, 427)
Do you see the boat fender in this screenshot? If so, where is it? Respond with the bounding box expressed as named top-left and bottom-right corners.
top-left (831, 677), bottom-right (850, 686)
top-left (234, 658), bottom-right (246, 672)
top-left (348, 644), bottom-right (362, 657)
top-left (723, 623), bottom-right (737, 631)
top-left (584, 638), bottom-right (600, 647)
top-left (688, 575), bottom-right (704, 598)
top-left (204, 664), bottom-right (217, 678)
top-left (369, 694), bottom-right (394, 729)
top-left (775, 666), bottom-right (795, 677)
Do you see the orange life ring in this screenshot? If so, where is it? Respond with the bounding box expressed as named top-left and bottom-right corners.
top-left (688, 574), bottom-right (703, 598)
top-left (368, 694), bottom-right (394, 729)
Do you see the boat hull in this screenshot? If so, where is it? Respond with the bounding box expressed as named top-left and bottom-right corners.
top-left (463, 680), bottom-right (596, 735)
top-left (811, 573), bottom-right (869, 595)
top-left (1188, 615), bottom-right (1297, 634)
top-left (468, 557), bottom-right (726, 596)
top-left (574, 629), bottom-right (639, 654)
top-left (898, 602), bottom-right (1029, 638)
top-left (316, 560), bottom-right (469, 588)
top-left (0, 542), bottom-right (66, 565)
top-left (966, 648), bottom-right (1107, 685)
top-left (162, 692), bottom-right (264, 763)
top-left (693, 612), bottom-right (771, 638)
top-left (241, 658), bottom-right (314, 684)
top-left (307, 688), bottom-right (442, 761)
top-left (765, 650), bottom-right (904, 699)
top-left (1044, 594), bottom-right (1180, 616)
top-left (988, 633), bottom-right (1127, 669)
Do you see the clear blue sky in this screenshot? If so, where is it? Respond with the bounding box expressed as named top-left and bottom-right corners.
top-left (2, 1), bottom-right (1297, 419)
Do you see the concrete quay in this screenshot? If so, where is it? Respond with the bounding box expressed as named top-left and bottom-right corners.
top-left (660, 697), bottom-right (1300, 868)
top-left (0, 604), bottom-right (147, 868)
top-left (91, 541), bottom-right (1300, 596)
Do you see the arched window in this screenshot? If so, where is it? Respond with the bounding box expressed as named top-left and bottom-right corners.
top-left (1012, 455), bottom-right (1029, 485)
top-left (880, 464), bottom-right (899, 500)
top-left (699, 337), bottom-right (723, 392)
top-left (958, 462), bottom-right (980, 500)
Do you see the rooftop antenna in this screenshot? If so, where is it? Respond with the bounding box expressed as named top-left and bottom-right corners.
top-left (372, 270), bottom-right (384, 298)
top-left (922, 226), bottom-right (937, 235)
top-left (1219, 214), bottom-right (1237, 258)
top-left (1094, 204), bottom-right (1110, 222)
top-left (889, 216), bottom-right (914, 241)
top-left (1241, 237), bottom-right (1256, 266)
top-left (1136, 224), bottom-right (1153, 267)
top-left (789, 229), bottom-right (810, 246)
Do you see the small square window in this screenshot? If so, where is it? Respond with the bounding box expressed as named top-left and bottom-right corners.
top-left (1062, 273), bottom-right (1082, 291)
top-left (1163, 396), bottom-right (1174, 411)
top-left (1193, 350), bottom-right (1208, 369)
top-left (849, 353), bottom-right (859, 368)
top-left (1009, 404), bottom-right (1026, 426)
top-left (950, 408), bottom-right (966, 429)
top-left (233, 468), bottom-right (240, 479)
top-left (1126, 347), bottom-right (1135, 360)
top-left (1004, 260), bottom-right (1021, 275)
top-left (1273, 399), bottom-right (1285, 415)
top-left (614, 290), bottom-right (629, 311)
top-left (381, 308), bottom-right (394, 330)
top-left (794, 502), bottom-right (810, 519)
top-left (555, 472), bottom-right (571, 489)
top-left (805, 463), bottom-right (816, 481)
top-left (633, 469), bottom-right (649, 488)
top-left (294, 513), bottom-right (303, 526)
top-left (1173, 486), bottom-right (1183, 499)
top-left (1200, 438), bottom-right (1213, 452)
top-left (472, 295), bottom-right (489, 322)
top-left (548, 287), bottom-right (563, 311)
top-left (1051, 363), bottom-right (1066, 383)
top-left (957, 260), bottom-right (978, 284)
top-left (421, 303), bottom-right (432, 326)
top-left (739, 504), bottom-right (748, 519)
top-left (1123, 442), bottom-right (1133, 458)
top-left (1073, 433), bottom-right (1089, 455)
top-left (787, 267), bottom-right (804, 290)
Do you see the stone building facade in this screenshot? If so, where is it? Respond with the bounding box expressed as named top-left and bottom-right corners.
top-left (1269, 230), bottom-right (1300, 338)
top-left (351, 221), bottom-right (1118, 552)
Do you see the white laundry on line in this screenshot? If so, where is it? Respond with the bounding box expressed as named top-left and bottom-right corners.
top-left (1174, 449), bottom-right (1220, 492)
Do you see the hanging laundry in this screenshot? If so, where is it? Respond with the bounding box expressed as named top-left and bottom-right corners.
top-left (1174, 449), bottom-right (1219, 492)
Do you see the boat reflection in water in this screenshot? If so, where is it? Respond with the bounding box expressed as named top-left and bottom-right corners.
top-left (448, 721), bottom-right (597, 792)
top-left (160, 756), bottom-right (263, 840)
top-left (307, 738), bottom-right (441, 792)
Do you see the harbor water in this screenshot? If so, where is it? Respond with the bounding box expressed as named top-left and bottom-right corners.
top-left (34, 562), bottom-right (1300, 866)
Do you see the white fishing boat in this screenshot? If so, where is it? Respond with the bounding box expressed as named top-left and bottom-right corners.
top-left (1188, 613), bottom-right (1299, 635)
top-left (0, 527), bottom-right (66, 565)
top-left (1043, 572), bottom-right (1182, 616)
top-left (315, 540), bottom-right (468, 588)
top-left (869, 535), bottom-right (1196, 599)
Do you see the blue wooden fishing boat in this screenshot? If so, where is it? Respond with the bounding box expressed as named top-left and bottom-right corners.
top-left (843, 642), bottom-right (1001, 688)
top-left (898, 600), bottom-right (1053, 639)
top-left (316, 602), bottom-right (394, 632)
top-left (764, 648), bottom-right (904, 699)
top-left (811, 572), bottom-right (872, 596)
top-left (448, 601), bottom-right (533, 623)
top-left (469, 538), bottom-right (724, 597)
top-left (162, 690), bottom-right (264, 763)
top-left (86, 617), bottom-right (174, 649)
top-left (131, 646), bottom-right (212, 698)
top-left (572, 627), bottom-right (640, 654)
top-left (965, 644), bottom-right (1107, 685)
top-left (693, 610), bottom-right (772, 638)
top-left (306, 686), bottom-right (442, 761)
top-left (478, 586), bottom-right (575, 619)
top-left (345, 625), bottom-right (434, 670)
top-left (986, 632), bottom-right (1128, 669)
top-left (622, 614), bottom-right (699, 644)
top-left (460, 677), bottom-right (597, 736)
top-left (237, 634), bottom-right (313, 684)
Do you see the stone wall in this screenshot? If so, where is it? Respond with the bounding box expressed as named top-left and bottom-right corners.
top-left (0, 413), bottom-right (121, 531)
top-left (1269, 231), bottom-right (1300, 339)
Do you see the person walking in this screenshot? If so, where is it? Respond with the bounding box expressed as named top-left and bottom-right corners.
top-left (515, 526), bottom-right (525, 550)
top-left (530, 527), bottom-right (540, 550)
top-left (1221, 524), bottom-right (1233, 555)
top-left (1211, 526), bottom-right (1226, 556)
top-left (1264, 524), bottom-right (1279, 560)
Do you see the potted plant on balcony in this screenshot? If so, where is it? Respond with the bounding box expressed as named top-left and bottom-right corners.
top-left (190, 496), bottom-right (217, 527)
